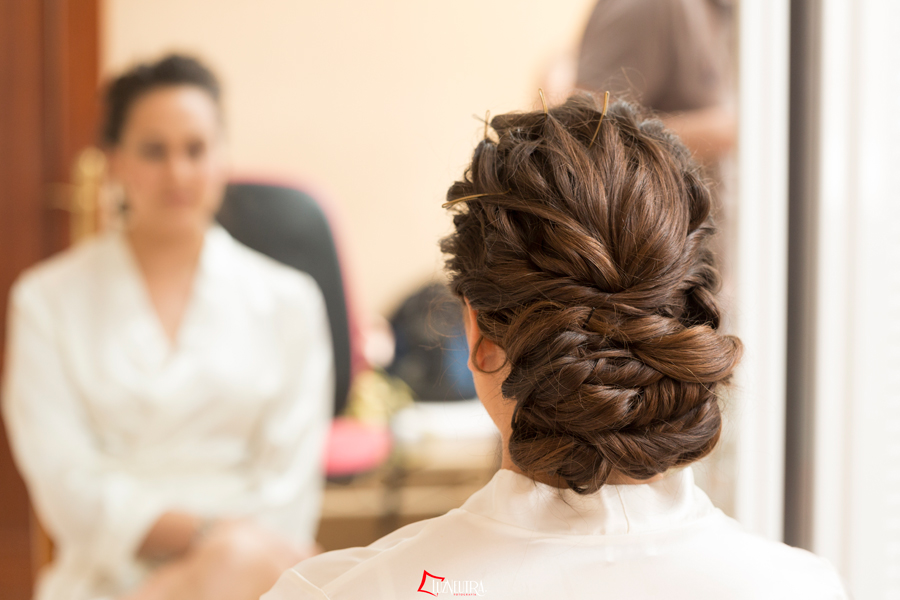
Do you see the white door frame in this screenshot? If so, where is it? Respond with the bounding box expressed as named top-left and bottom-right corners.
top-left (732, 0), bottom-right (791, 543)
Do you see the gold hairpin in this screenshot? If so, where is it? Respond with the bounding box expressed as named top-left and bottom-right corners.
top-left (538, 88), bottom-right (548, 114)
top-left (442, 189), bottom-right (510, 209)
top-left (588, 91), bottom-right (610, 148)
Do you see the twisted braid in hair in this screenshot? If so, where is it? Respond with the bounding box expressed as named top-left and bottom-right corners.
top-left (440, 93), bottom-right (742, 494)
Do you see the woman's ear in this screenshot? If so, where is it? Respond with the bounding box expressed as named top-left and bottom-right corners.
top-left (462, 298), bottom-right (479, 357)
top-left (462, 298), bottom-right (505, 372)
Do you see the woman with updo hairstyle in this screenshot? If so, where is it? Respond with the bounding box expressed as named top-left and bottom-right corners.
top-left (263, 94), bottom-right (847, 599)
top-left (2, 55), bottom-right (333, 600)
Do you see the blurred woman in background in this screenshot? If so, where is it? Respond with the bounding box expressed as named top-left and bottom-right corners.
top-left (262, 94), bottom-right (847, 599)
top-left (2, 54), bottom-right (333, 600)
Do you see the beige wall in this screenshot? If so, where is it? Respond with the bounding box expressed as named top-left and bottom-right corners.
top-left (103, 0), bottom-right (596, 317)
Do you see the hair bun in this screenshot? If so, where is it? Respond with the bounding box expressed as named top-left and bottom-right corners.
top-left (441, 94), bottom-right (742, 494)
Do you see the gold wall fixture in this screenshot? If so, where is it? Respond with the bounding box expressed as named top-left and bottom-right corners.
top-left (50, 146), bottom-right (108, 245)
top-left (68, 147), bottom-right (107, 243)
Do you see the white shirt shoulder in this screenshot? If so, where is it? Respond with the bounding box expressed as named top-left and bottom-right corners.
top-left (263, 469), bottom-right (849, 600)
top-left (9, 233), bottom-right (112, 305)
top-left (10, 226), bottom-right (323, 307)
top-left (262, 516), bottom-right (447, 600)
top-left (202, 225), bottom-right (325, 315)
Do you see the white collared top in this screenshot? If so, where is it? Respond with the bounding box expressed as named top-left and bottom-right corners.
top-left (264, 467), bottom-right (848, 599)
top-left (2, 226), bottom-right (333, 600)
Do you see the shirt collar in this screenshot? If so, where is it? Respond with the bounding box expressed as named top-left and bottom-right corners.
top-left (104, 223), bottom-right (239, 356)
top-left (459, 466), bottom-right (715, 536)
top-left (199, 223), bottom-right (238, 278)
top-left (107, 222), bottom-right (236, 275)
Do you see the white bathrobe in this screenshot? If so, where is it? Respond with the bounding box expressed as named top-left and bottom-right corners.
top-left (2, 225), bottom-right (333, 600)
top-left (263, 467), bottom-right (848, 599)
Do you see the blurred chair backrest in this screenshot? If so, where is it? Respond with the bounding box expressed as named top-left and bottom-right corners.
top-left (217, 182), bottom-right (353, 415)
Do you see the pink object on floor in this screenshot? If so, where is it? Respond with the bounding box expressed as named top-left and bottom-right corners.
top-left (324, 417), bottom-right (392, 478)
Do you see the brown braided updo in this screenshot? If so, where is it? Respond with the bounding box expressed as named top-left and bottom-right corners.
top-left (441, 93), bottom-right (742, 494)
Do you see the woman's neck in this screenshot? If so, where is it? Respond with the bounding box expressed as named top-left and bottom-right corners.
top-left (126, 226), bottom-right (206, 278)
top-left (498, 433), bottom-right (665, 488)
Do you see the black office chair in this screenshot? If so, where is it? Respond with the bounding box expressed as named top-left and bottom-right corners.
top-left (217, 181), bottom-right (356, 416)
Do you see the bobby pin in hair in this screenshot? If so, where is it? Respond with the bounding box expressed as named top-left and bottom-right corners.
top-left (584, 307), bottom-right (596, 328)
top-left (484, 110), bottom-right (491, 139)
top-left (538, 88), bottom-right (548, 114)
top-left (442, 189), bottom-right (510, 209)
top-left (588, 91), bottom-right (611, 149)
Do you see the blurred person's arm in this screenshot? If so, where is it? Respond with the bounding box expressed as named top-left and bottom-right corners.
top-left (662, 105), bottom-right (737, 164)
top-left (239, 275), bottom-right (333, 550)
top-left (1, 277), bottom-right (170, 571)
top-left (576, 0), bottom-right (735, 163)
top-left (140, 276), bottom-right (333, 561)
top-left (136, 511), bottom-right (206, 560)
top-left (126, 519), bottom-right (308, 600)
